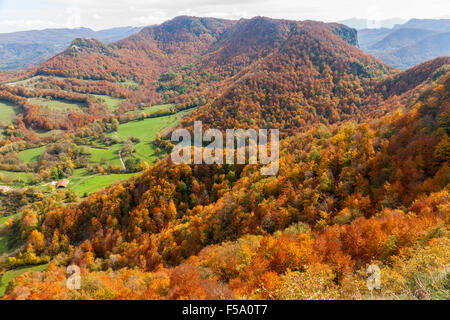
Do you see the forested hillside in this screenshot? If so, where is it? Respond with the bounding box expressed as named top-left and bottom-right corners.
top-left (0, 16), bottom-right (448, 300)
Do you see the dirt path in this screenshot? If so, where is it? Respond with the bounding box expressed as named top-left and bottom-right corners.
top-left (118, 150), bottom-right (126, 170)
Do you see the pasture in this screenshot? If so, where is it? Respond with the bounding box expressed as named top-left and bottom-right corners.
top-left (0, 101), bottom-right (20, 125)
top-left (29, 97), bottom-right (85, 112)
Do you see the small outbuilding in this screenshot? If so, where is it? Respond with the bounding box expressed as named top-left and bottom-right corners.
top-left (56, 179), bottom-right (70, 188)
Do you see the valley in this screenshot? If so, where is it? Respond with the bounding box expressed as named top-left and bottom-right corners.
top-left (0, 73), bottom-right (193, 200)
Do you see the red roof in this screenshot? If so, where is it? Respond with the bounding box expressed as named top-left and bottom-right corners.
top-left (56, 179), bottom-right (70, 188)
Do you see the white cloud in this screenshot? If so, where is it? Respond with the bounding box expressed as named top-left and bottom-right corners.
top-left (66, 6), bottom-right (82, 28)
top-left (1, 19), bottom-right (57, 29)
top-left (0, 0), bottom-right (448, 32)
top-left (131, 11), bottom-right (168, 26)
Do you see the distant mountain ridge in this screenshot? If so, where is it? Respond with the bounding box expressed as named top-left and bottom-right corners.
top-left (0, 26), bottom-right (142, 70)
top-left (357, 18), bottom-right (450, 69)
top-left (393, 18), bottom-right (450, 31)
top-left (369, 28), bottom-right (438, 50)
top-left (338, 17), bottom-right (407, 30)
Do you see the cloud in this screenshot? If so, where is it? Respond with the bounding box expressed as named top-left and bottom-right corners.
top-left (66, 6), bottom-right (82, 28)
top-left (131, 11), bottom-right (168, 26)
top-left (0, 19), bottom-right (57, 29)
top-left (0, 0), bottom-right (448, 32)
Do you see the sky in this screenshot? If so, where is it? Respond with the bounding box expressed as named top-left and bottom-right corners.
top-left (0, 0), bottom-right (449, 33)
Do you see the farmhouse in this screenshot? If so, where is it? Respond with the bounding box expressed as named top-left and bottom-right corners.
top-left (56, 179), bottom-right (70, 188)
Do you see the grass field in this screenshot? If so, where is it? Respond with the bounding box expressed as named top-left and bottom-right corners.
top-left (87, 145), bottom-right (122, 167)
top-left (0, 213), bottom-right (20, 258)
top-left (0, 170), bottom-right (34, 186)
top-left (116, 109), bottom-right (190, 164)
top-left (29, 98), bottom-right (85, 112)
top-left (93, 94), bottom-right (125, 111)
top-left (117, 80), bottom-right (141, 89)
top-left (0, 213), bottom-right (19, 227)
top-left (69, 171), bottom-right (138, 196)
top-left (0, 233), bottom-right (10, 258)
top-left (0, 229), bottom-right (11, 256)
top-left (0, 101), bottom-right (21, 125)
top-left (35, 129), bottom-right (64, 137)
top-left (18, 146), bottom-right (46, 163)
top-left (126, 104), bottom-right (174, 115)
top-left (0, 263), bottom-right (48, 297)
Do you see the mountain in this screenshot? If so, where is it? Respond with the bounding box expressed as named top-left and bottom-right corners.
top-left (368, 28), bottom-right (438, 51)
top-left (0, 27), bottom-right (97, 44)
top-left (358, 19), bottom-right (450, 69)
top-left (0, 26), bottom-right (142, 70)
top-left (375, 32), bottom-right (450, 69)
top-left (339, 17), bottom-right (406, 30)
top-left (36, 16), bottom-right (234, 83)
top-left (181, 19), bottom-right (389, 134)
top-left (358, 28), bottom-right (392, 50)
top-left (36, 16), bottom-right (384, 131)
top-left (393, 18), bottom-right (450, 32)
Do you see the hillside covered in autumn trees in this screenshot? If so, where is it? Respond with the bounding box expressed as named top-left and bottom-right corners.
top-left (0, 16), bottom-right (448, 300)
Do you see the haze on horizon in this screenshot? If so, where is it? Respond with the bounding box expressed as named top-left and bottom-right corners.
top-left (0, 0), bottom-right (449, 33)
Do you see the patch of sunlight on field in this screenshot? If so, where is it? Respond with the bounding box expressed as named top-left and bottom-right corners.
top-left (29, 98), bottom-right (85, 112)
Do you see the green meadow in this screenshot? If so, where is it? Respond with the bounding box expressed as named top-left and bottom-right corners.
top-left (115, 108), bottom-right (190, 163)
top-left (68, 170), bottom-right (138, 196)
top-left (18, 146), bottom-right (46, 163)
top-left (92, 94), bottom-right (125, 111)
top-left (0, 170), bottom-right (34, 186)
top-left (0, 213), bottom-right (19, 227)
top-left (29, 97), bottom-right (85, 112)
top-left (126, 103), bottom-right (174, 116)
top-left (0, 213), bottom-right (20, 257)
top-left (87, 145), bottom-right (122, 167)
top-left (0, 101), bottom-right (21, 125)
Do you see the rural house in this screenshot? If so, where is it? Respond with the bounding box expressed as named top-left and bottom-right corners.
top-left (56, 179), bottom-right (70, 188)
